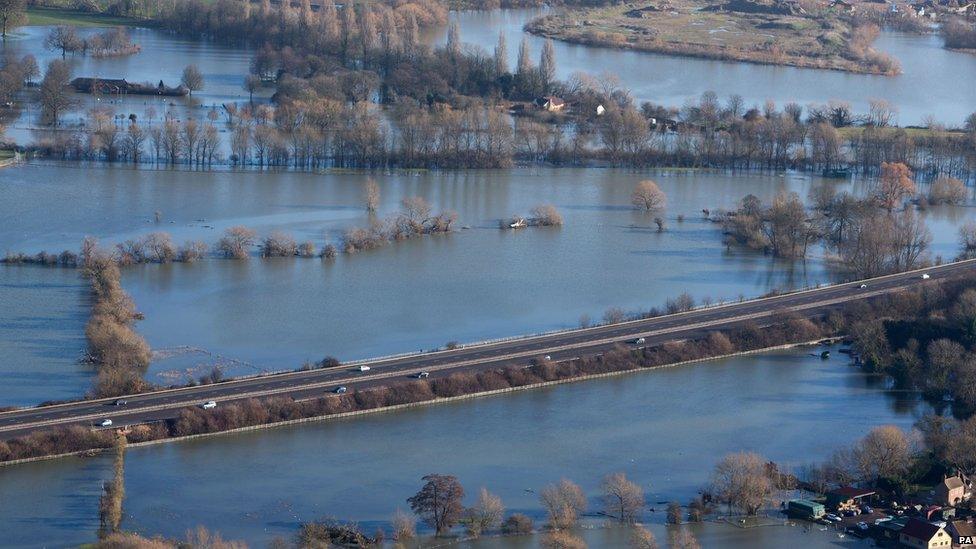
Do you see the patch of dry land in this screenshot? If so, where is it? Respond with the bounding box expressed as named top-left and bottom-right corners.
top-left (525, 0), bottom-right (902, 74)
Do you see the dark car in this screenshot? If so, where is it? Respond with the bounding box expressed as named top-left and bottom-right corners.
top-left (113, 399), bottom-right (127, 406)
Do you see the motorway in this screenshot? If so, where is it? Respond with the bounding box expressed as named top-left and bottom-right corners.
top-left (2, 260), bottom-right (974, 439)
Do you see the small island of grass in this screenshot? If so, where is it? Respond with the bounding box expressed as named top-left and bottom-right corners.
top-left (525, 0), bottom-right (902, 75)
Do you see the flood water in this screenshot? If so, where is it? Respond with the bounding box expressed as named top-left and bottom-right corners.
top-left (0, 9), bottom-right (970, 547)
top-left (0, 8), bottom-right (972, 136)
top-left (1, 163), bottom-right (972, 400)
top-left (0, 345), bottom-right (927, 547)
top-left (0, 25), bottom-right (261, 143)
top-left (432, 9), bottom-right (976, 127)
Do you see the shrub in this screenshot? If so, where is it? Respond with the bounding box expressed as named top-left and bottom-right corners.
top-left (215, 226), bottom-right (256, 259)
top-left (928, 176), bottom-right (967, 205)
top-left (321, 244), bottom-right (338, 259)
top-left (260, 231), bottom-right (298, 257)
top-left (531, 204), bottom-right (563, 226)
top-left (297, 241), bottom-right (316, 257)
top-left (177, 240), bottom-right (208, 262)
top-left (501, 513), bottom-right (534, 535)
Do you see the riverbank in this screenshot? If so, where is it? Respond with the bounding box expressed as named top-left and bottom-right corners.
top-left (524, 0), bottom-right (900, 76)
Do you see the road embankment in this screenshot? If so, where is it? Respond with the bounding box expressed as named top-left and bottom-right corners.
top-left (0, 323), bottom-right (834, 467)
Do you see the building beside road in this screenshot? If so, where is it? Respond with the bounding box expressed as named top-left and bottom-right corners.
top-left (899, 518), bottom-right (952, 548)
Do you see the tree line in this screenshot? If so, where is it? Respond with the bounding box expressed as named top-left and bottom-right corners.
top-left (852, 278), bottom-right (976, 415)
top-left (798, 416), bottom-right (976, 508)
top-left (719, 161), bottom-right (945, 278)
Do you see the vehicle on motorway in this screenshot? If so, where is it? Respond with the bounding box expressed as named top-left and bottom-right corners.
top-left (334, 386), bottom-right (347, 394)
top-left (921, 273), bottom-right (930, 279)
top-left (633, 337), bottom-right (646, 344)
top-left (543, 355), bottom-right (551, 361)
top-left (825, 513), bottom-right (842, 522)
top-left (99, 419), bottom-right (113, 427)
top-left (859, 284), bottom-right (867, 289)
top-left (358, 365), bottom-right (371, 372)
top-left (202, 400), bottom-right (217, 409)
top-left (112, 399), bottom-right (127, 406)
top-left (416, 371), bottom-right (430, 379)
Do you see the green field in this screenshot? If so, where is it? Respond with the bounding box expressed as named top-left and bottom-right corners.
top-left (26, 7), bottom-right (147, 27)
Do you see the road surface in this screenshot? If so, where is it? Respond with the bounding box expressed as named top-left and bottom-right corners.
top-left (1, 260), bottom-right (973, 439)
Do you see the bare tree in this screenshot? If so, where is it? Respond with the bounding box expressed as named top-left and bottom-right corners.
top-left (494, 31), bottom-right (508, 76)
top-left (710, 452), bottom-right (772, 516)
top-left (630, 524), bottom-right (658, 549)
top-left (531, 204), bottom-right (563, 226)
top-left (364, 178), bottom-right (380, 213)
top-left (465, 487), bottom-right (505, 537)
top-left (669, 527), bottom-right (701, 549)
top-left (928, 176), bottom-right (967, 205)
top-left (540, 479), bottom-right (587, 529)
top-left (181, 64), bottom-right (204, 95)
top-left (853, 425), bottom-right (912, 484)
top-left (260, 231), bottom-right (298, 257)
top-left (97, 433), bottom-right (126, 538)
top-left (39, 60), bottom-right (74, 126)
top-left (407, 474), bottom-right (465, 535)
top-left (392, 508), bottom-right (415, 541)
top-left (215, 226), bottom-right (257, 259)
top-left (631, 180), bottom-right (666, 212)
top-left (602, 472), bottom-right (644, 523)
top-left (603, 307), bottom-right (626, 324)
top-left (243, 74), bottom-right (261, 104)
top-left (540, 38), bottom-right (556, 89)
top-left (666, 501), bottom-right (682, 524)
top-left (541, 530), bottom-right (587, 549)
top-left (142, 232), bottom-right (176, 263)
top-left (959, 221), bottom-right (976, 260)
top-left (874, 162), bottom-right (915, 211)
top-left (44, 26), bottom-right (82, 58)
top-left (0, 0), bottom-right (26, 41)
top-left (868, 98), bottom-right (897, 127)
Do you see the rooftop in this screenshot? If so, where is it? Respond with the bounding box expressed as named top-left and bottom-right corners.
top-left (901, 518), bottom-right (944, 541)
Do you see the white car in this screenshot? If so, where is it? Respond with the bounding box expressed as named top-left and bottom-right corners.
top-left (202, 400), bottom-right (217, 409)
top-left (416, 371), bottom-right (430, 379)
top-left (633, 337), bottom-right (646, 344)
top-left (543, 355), bottom-right (552, 361)
top-left (859, 284), bottom-right (867, 289)
top-left (99, 419), bottom-right (113, 427)
top-left (921, 273), bottom-right (930, 280)
top-left (825, 513), bottom-right (842, 523)
top-left (334, 386), bottom-right (348, 394)
top-left (358, 365), bottom-right (371, 372)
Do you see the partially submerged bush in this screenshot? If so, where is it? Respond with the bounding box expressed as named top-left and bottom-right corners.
top-left (215, 226), bottom-right (256, 259)
top-left (259, 231), bottom-right (298, 257)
